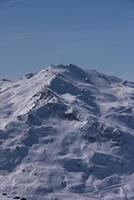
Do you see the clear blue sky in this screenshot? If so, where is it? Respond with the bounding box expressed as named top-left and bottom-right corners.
top-left (0, 0), bottom-right (134, 80)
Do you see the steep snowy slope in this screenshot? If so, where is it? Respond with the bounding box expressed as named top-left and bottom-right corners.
top-left (0, 64), bottom-right (134, 200)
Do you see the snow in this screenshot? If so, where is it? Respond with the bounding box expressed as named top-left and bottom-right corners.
top-left (0, 64), bottom-right (133, 199)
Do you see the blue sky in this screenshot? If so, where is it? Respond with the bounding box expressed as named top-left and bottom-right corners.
top-left (0, 0), bottom-right (134, 80)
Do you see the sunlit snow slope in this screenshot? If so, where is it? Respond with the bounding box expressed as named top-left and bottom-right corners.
top-left (0, 64), bottom-right (134, 200)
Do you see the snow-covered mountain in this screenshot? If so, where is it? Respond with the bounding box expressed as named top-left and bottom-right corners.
top-left (0, 64), bottom-right (134, 200)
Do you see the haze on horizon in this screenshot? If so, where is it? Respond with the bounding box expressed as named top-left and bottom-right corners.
top-left (0, 0), bottom-right (134, 80)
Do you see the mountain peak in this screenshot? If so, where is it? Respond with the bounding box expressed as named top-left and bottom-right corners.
top-left (0, 65), bottom-right (134, 200)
